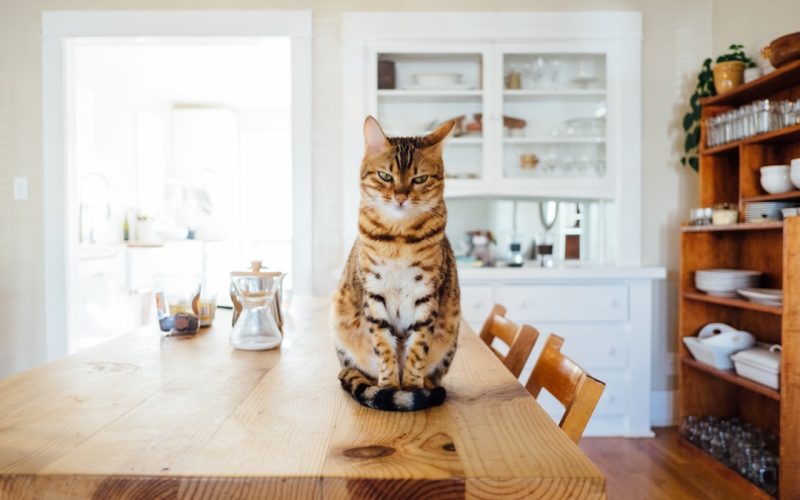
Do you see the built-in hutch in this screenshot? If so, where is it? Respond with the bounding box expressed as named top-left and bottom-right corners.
top-left (341, 11), bottom-right (664, 436)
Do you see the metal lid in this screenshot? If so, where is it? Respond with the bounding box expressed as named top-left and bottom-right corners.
top-left (230, 260), bottom-right (283, 278)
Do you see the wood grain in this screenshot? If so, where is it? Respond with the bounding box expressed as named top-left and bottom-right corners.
top-left (525, 334), bottom-right (604, 444)
top-left (0, 297), bottom-right (604, 499)
top-left (581, 427), bottom-right (769, 500)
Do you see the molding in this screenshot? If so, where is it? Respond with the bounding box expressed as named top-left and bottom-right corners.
top-left (42, 10), bottom-right (313, 360)
top-left (42, 10), bottom-right (312, 39)
top-left (651, 389), bottom-right (678, 427)
top-left (342, 12), bottom-right (642, 41)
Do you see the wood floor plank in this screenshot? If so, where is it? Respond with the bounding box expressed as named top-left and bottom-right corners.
top-left (580, 427), bottom-right (764, 500)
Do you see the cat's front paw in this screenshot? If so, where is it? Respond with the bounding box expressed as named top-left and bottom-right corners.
top-left (378, 374), bottom-right (401, 388)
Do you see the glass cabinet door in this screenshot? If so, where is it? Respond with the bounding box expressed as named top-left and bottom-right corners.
top-left (500, 51), bottom-right (607, 180)
top-left (373, 51), bottom-right (485, 180)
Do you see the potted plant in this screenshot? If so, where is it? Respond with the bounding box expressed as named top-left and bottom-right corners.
top-left (713, 44), bottom-right (756, 94)
top-left (681, 44), bottom-right (756, 171)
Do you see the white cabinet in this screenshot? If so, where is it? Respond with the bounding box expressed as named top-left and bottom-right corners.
top-left (72, 247), bottom-right (128, 352)
top-left (457, 267), bottom-right (663, 437)
top-left (342, 12), bottom-right (643, 266)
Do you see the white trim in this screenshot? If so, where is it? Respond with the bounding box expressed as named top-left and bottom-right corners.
top-left (42, 10), bottom-right (313, 361)
top-left (651, 389), bottom-right (677, 427)
top-left (342, 12), bottom-right (642, 41)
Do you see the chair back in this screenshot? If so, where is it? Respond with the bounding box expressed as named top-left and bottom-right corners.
top-left (525, 334), bottom-right (605, 443)
top-left (478, 304), bottom-right (539, 378)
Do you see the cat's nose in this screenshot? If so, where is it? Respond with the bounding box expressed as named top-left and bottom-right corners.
top-left (395, 193), bottom-right (408, 206)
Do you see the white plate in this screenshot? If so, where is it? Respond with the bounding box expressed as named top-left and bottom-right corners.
top-left (737, 288), bottom-right (783, 306)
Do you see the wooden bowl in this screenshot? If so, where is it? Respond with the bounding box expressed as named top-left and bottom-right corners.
top-left (763, 32), bottom-right (800, 68)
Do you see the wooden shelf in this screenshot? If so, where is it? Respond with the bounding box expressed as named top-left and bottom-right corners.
top-left (682, 290), bottom-right (782, 315)
top-left (681, 357), bottom-right (780, 401)
top-left (681, 221), bottom-right (783, 232)
top-left (742, 191), bottom-right (800, 203)
top-left (677, 437), bottom-right (773, 500)
top-left (701, 124), bottom-right (800, 156)
top-left (700, 60), bottom-right (800, 107)
top-left (504, 137), bottom-right (605, 144)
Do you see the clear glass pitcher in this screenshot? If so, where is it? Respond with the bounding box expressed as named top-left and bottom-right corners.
top-left (229, 261), bottom-right (285, 350)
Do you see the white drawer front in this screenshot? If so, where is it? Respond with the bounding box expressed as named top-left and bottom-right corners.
top-left (500, 284), bottom-right (628, 322)
top-left (532, 324), bottom-right (629, 370)
top-left (460, 285), bottom-right (494, 322)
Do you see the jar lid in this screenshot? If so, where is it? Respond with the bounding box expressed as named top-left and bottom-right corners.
top-left (230, 260), bottom-right (284, 278)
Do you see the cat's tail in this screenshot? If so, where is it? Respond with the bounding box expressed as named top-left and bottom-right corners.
top-left (338, 367), bottom-right (446, 412)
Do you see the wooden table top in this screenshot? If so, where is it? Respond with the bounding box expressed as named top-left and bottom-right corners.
top-left (0, 297), bottom-right (604, 499)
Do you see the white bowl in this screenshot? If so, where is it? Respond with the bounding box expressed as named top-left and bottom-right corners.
top-left (413, 73), bottom-right (462, 87)
top-left (760, 165), bottom-right (792, 194)
top-left (791, 159), bottom-right (800, 189)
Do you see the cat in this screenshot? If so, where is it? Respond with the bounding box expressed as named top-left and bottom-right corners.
top-left (333, 116), bottom-right (461, 411)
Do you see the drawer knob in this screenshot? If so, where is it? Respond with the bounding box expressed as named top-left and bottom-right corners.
top-left (607, 347), bottom-right (617, 356)
top-left (472, 302), bottom-right (482, 309)
top-left (608, 298), bottom-right (619, 308)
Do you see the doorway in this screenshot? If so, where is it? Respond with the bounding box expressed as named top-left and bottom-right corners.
top-left (42, 11), bottom-right (312, 356)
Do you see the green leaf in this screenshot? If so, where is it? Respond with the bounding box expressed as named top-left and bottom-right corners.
top-left (689, 156), bottom-right (699, 172)
top-left (681, 157), bottom-right (687, 166)
top-left (683, 113), bottom-right (695, 132)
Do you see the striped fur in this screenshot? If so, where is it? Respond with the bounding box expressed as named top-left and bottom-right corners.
top-left (338, 368), bottom-right (446, 411)
top-left (333, 116), bottom-right (460, 412)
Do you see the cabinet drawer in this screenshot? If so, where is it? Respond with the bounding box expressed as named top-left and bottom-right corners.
top-left (500, 284), bottom-right (628, 322)
top-left (460, 285), bottom-right (494, 321)
top-left (532, 324), bottom-right (629, 370)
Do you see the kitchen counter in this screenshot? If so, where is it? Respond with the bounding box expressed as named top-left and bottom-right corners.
top-left (0, 297), bottom-right (604, 499)
top-left (457, 264), bottom-right (666, 281)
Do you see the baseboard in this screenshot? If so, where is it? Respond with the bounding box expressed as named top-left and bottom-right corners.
top-left (651, 389), bottom-right (677, 426)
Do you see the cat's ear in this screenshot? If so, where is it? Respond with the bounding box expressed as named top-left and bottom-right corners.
top-left (422, 120), bottom-right (455, 153)
top-left (364, 115), bottom-right (389, 154)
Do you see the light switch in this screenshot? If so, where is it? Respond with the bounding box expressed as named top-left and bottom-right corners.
top-left (13, 176), bottom-right (28, 201)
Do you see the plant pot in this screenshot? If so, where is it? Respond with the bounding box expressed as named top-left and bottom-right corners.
top-left (712, 61), bottom-right (746, 94)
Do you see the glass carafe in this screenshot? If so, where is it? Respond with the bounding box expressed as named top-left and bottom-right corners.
top-left (229, 261), bottom-right (285, 350)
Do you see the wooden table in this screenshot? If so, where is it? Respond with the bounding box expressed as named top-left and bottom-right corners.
top-left (0, 297), bottom-right (605, 499)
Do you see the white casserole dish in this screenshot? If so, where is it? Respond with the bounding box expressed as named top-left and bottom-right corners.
top-left (731, 344), bottom-right (781, 390)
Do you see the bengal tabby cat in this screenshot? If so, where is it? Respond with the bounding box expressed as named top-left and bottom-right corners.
top-left (333, 116), bottom-right (461, 411)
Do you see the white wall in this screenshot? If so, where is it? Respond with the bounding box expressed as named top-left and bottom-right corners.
top-left (2, 0), bottom-right (787, 399)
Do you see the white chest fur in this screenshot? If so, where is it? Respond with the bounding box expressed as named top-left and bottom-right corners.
top-left (364, 258), bottom-right (429, 333)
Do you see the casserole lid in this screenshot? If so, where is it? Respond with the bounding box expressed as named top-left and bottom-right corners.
top-left (731, 344), bottom-right (781, 373)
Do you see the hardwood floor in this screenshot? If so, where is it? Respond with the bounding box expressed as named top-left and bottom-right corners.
top-left (580, 427), bottom-right (758, 500)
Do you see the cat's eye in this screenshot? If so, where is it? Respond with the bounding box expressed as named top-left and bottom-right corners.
top-left (377, 171), bottom-right (393, 182)
top-left (411, 175), bottom-right (428, 185)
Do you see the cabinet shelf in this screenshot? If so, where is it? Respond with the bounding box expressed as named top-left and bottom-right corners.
top-left (503, 137), bottom-right (605, 144)
top-left (682, 290), bottom-right (782, 315)
top-left (742, 191), bottom-right (800, 203)
top-left (677, 437), bottom-right (774, 500)
top-left (681, 357), bottom-right (780, 401)
top-left (503, 89), bottom-right (605, 101)
top-left (377, 89), bottom-right (483, 101)
top-left (681, 221), bottom-right (783, 232)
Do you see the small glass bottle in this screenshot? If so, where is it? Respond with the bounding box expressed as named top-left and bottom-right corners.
top-left (508, 243), bottom-right (524, 267)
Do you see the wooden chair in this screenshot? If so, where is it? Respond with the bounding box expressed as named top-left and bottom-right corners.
top-left (525, 333), bottom-right (605, 444)
top-left (478, 304), bottom-right (539, 378)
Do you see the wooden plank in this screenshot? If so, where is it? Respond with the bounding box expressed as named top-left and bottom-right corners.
top-left (0, 297), bottom-right (605, 499)
top-left (700, 59), bottom-right (800, 107)
top-left (681, 357), bottom-right (780, 401)
top-left (682, 291), bottom-right (782, 315)
top-left (781, 216), bottom-right (800, 498)
top-left (681, 221), bottom-right (783, 233)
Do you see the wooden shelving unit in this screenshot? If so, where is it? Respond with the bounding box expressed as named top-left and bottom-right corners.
top-left (680, 61), bottom-right (800, 498)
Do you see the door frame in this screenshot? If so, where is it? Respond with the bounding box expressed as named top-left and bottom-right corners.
top-left (42, 10), bottom-right (313, 360)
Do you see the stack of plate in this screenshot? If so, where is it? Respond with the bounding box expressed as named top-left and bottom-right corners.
top-left (737, 288), bottom-right (783, 306)
top-left (745, 201), bottom-right (796, 222)
top-left (695, 269), bottom-right (761, 297)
